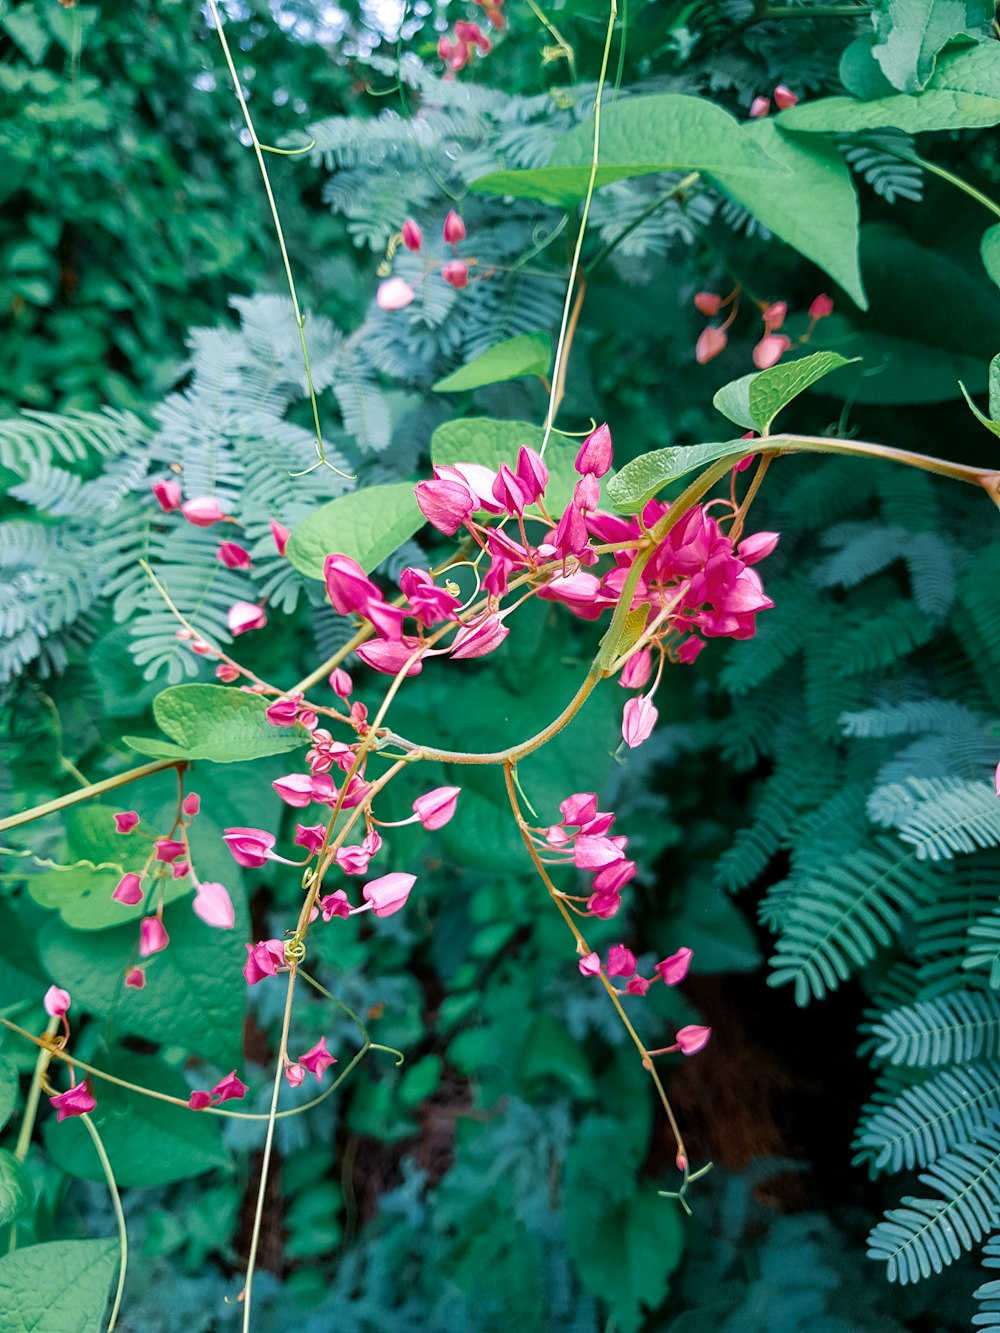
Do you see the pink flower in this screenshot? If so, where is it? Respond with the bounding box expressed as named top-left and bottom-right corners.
top-left (265, 697), bottom-right (300, 727)
top-left (443, 210), bottom-right (466, 244)
top-left (655, 947), bottom-right (693, 986)
top-left (450, 614), bottom-right (509, 659)
top-left (560, 793), bottom-right (598, 826)
top-left (587, 889), bottom-right (622, 919)
top-left (223, 827), bottom-right (276, 868)
top-left (492, 463), bottom-right (530, 516)
top-left (696, 325), bottom-right (727, 364)
top-left (737, 531), bottom-right (780, 565)
top-left (270, 519), bottom-right (290, 555)
top-left (155, 838), bottom-right (185, 862)
top-left (243, 938), bottom-right (286, 985)
top-left (619, 648), bottom-right (652, 691)
top-left (217, 541), bottom-right (252, 569)
top-left (592, 859), bottom-right (636, 895)
top-left (415, 477), bottom-right (476, 535)
top-left (622, 695), bottom-right (658, 749)
top-left (441, 260), bottom-right (469, 290)
top-left (377, 277), bottom-right (416, 311)
top-left (211, 1071), bottom-right (248, 1103)
top-left (578, 951), bottom-right (601, 976)
top-left (809, 293), bottom-right (834, 320)
top-left (675, 635), bottom-right (705, 665)
top-left (516, 445), bottom-right (549, 504)
top-left (607, 944), bottom-right (637, 978)
top-left (284, 1063), bottom-right (306, 1088)
top-left (676, 1024), bottom-right (712, 1055)
top-left (402, 219), bottom-right (423, 252)
top-left (455, 18), bottom-right (491, 50)
top-left (112, 874), bottom-right (143, 906)
top-left (773, 84), bottom-right (798, 109)
top-left (273, 773), bottom-right (322, 808)
top-left (323, 554), bottom-right (380, 618)
top-left (298, 1037), bottom-right (337, 1081)
top-left (329, 668), bottom-right (353, 698)
top-left (152, 478), bottom-right (182, 512)
top-left (139, 916), bottom-right (169, 957)
top-left (748, 95), bottom-right (770, 118)
top-left (125, 968), bottom-right (146, 990)
top-left (181, 496), bottom-right (226, 527)
top-left (182, 793), bottom-right (200, 816)
top-left (362, 872), bottom-right (416, 918)
top-left (400, 567), bottom-right (462, 628)
top-left (762, 301), bottom-right (787, 330)
top-left (320, 890), bottom-right (351, 921)
top-left (575, 423), bottom-right (613, 479)
top-left (114, 811), bottom-right (139, 834)
top-left (192, 882), bottom-right (235, 930)
top-left (44, 986), bottom-right (70, 1017)
top-left (573, 473), bottom-right (600, 513)
top-left (413, 786), bottom-right (460, 830)
top-left (49, 1081), bottom-right (96, 1122)
top-left (228, 601), bottom-right (267, 636)
top-left (693, 291), bottom-right (721, 316)
top-left (574, 835), bottom-right (625, 870)
top-left (294, 824), bottom-right (326, 856)
top-left (356, 637), bottom-right (426, 676)
top-left (172, 861), bottom-right (189, 879)
top-left (752, 334), bottom-right (791, 370)
top-left (626, 976), bottom-right (650, 996)
top-left (216, 662), bottom-right (240, 683)
top-left (188, 1090), bottom-right (213, 1110)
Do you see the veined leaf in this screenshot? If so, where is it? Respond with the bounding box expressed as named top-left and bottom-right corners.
top-left (125, 683), bottom-right (310, 763)
top-left (433, 333), bottom-right (552, 392)
top-left (982, 223), bottom-right (1000, 290)
top-left (286, 481), bottom-right (424, 580)
top-left (749, 351), bottom-right (857, 432)
top-left (0, 1239), bottom-right (119, 1333)
top-left (871, 0), bottom-right (980, 93)
top-left (605, 441), bottom-right (747, 513)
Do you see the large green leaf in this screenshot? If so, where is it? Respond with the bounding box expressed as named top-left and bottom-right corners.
top-left (748, 351), bottom-right (857, 432)
top-left (606, 441), bottom-right (746, 513)
top-left (39, 903), bottom-right (248, 1068)
top-left (125, 683), bottom-right (311, 763)
top-left (0, 1151), bottom-right (32, 1227)
top-left (0, 1239), bottom-right (119, 1333)
top-left (44, 1052), bottom-right (231, 1186)
top-left (712, 373), bottom-right (757, 431)
top-left (872, 0), bottom-right (981, 92)
top-left (433, 333), bottom-right (551, 392)
top-left (431, 417), bottom-right (582, 514)
top-left (286, 480), bottom-right (423, 581)
top-left (778, 43), bottom-right (1000, 133)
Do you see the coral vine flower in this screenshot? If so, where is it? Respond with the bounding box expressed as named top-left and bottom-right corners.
top-left (696, 325), bottom-right (727, 364)
top-left (579, 952), bottom-right (601, 976)
top-left (44, 986), bottom-right (70, 1017)
top-left (693, 291), bottom-right (721, 316)
top-left (216, 663), bottom-right (240, 683)
top-left (181, 496), bottom-right (226, 527)
top-left (125, 968), bottom-right (146, 990)
top-left (450, 614), bottom-right (510, 659)
top-left (212, 1071), bottom-right (248, 1102)
top-left (192, 882), bottom-right (235, 930)
top-left (298, 1037), bottom-right (337, 1081)
top-left (655, 947), bottom-right (693, 986)
top-left (442, 260), bottom-right (469, 290)
top-left (773, 84), bottom-right (798, 109)
top-left (620, 648), bottom-right (652, 690)
top-left (139, 916), bottom-right (169, 957)
top-left (622, 695), bottom-right (659, 749)
top-left (152, 478), bottom-right (182, 512)
top-left (243, 939), bottom-right (286, 985)
top-left (809, 293), bottom-right (834, 319)
top-left (182, 793), bottom-right (200, 816)
top-left (155, 839), bottom-right (185, 862)
top-left (753, 334), bottom-right (791, 370)
top-left (284, 1063), bottom-right (306, 1088)
top-left (676, 1024), bottom-right (712, 1055)
top-left (748, 96), bottom-right (770, 118)
top-left (114, 811), bottom-right (140, 834)
top-left (49, 1081), bottom-right (96, 1122)
top-left (443, 210), bottom-right (466, 244)
top-left (265, 697), bottom-right (300, 727)
top-left (575, 423), bottom-right (613, 478)
top-left (607, 944), bottom-right (637, 978)
top-left (271, 519), bottom-right (290, 555)
top-left (377, 278), bottom-right (416, 311)
top-left (413, 787), bottom-right (461, 830)
top-left (402, 219), bottom-right (423, 252)
top-left (362, 872), bottom-right (416, 918)
top-left (329, 668), bottom-right (353, 698)
top-left (217, 541), bottom-right (252, 569)
top-left (228, 601), bottom-right (267, 636)
top-left (223, 827), bottom-right (276, 868)
top-left (113, 874), bottom-right (143, 905)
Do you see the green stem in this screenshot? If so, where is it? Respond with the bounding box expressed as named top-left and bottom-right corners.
top-left (0, 760), bottom-right (185, 833)
top-left (584, 172), bottom-right (701, 277)
top-left (9, 1015), bottom-right (59, 1252)
top-left (766, 433), bottom-right (1000, 491)
top-left (79, 1114), bottom-right (127, 1333)
top-left (755, 2), bottom-right (867, 18)
top-left (887, 146), bottom-right (1000, 221)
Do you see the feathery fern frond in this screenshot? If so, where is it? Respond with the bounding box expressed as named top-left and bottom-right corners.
top-left (840, 134), bottom-right (924, 205)
top-left (868, 990), bottom-right (1000, 1067)
top-left (0, 407), bottom-right (149, 472)
top-left (854, 1062), bottom-right (1000, 1174)
top-left (840, 699), bottom-right (989, 741)
top-left (869, 776), bottom-right (1000, 861)
top-left (974, 1235), bottom-right (1000, 1332)
top-left (968, 908), bottom-right (1000, 989)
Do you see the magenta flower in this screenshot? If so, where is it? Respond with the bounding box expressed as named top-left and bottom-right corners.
top-left (182, 793), bottom-right (200, 816)
top-left (172, 861), bottom-right (189, 879)
top-left (284, 1063), bottom-right (306, 1088)
top-left (362, 872), bottom-right (416, 918)
top-left (265, 697), bottom-right (300, 727)
top-left (560, 793), bottom-right (598, 826)
top-left (402, 218), bottom-right (423, 252)
top-left (619, 648), bottom-right (652, 691)
top-left (216, 662), bottom-right (240, 682)
top-left (217, 541), bottom-right (252, 569)
top-left (752, 334), bottom-right (790, 370)
top-left (676, 1024), bottom-right (712, 1055)
top-left (762, 300), bottom-right (787, 330)
top-left (152, 478), bottom-right (182, 512)
top-left (270, 519), bottom-right (291, 555)
top-left (592, 859), bottom-right (636, 895)
top-left (377, 277), bottom-right (416, 311)
top-left (773, 84), bottom-right (798, 109)
top-left (575, 423), bottom-right (613, 479)
top-left (450, 614), bottom-right (510, 660)
top-left (155, 838), bottom-right (186, 862)
top-left (294, 824), bottom-right (326, 856)
top-left (696, 325), bottom-right (728, 364)
top-left (995, 762), bottom-right (1000, 798)
top-left (443, 210), bottom-right (466, 244)
top-left (323, 554), bottom-right (380, 617)
top-left (298, 1037), bottom-right (337, 1081)
top-left (181, 496), bottom-right (226, 527)
top-left (49, 1080), bottom-right (96, 1122)
top-left (243, 938), bottom-right (286, 985)
top-left (515, 446), bottom-right (548, 504)
top-left (587, 888), bottom-right (622, 918)
top-left (44, 986), bottom-right (70, 1018)
top-left (272, 773), bottom-right (325, 808)
top-left (114, 811), bottom-right (140, 834)
top-left (622, 695), bottom-right (658, 749)
top-left (212, 1071), bottom-right (249, 1103)
top-left (125, 968), bottom-right (146, 990)
top-left (356, 636), bottom-right (426, 676)
top-left (320, 890), bottom-right (351, 921)
top-left (737, 531), bottom-right (780, 565)
top-left (329, 668), bottom-right (353, 698)
top-left (413, 786), bottom-right (460, 830)
top-left (573, 473), bottom-right (600, 513)
top-left (626, 976), bottom-right (651, 996)
top-left (188, 1090), bottom-right (213, 1110)
top-left (809, 293), bottom-right (834, 319)
top-left (655, 947), bottom-right (693, 986)
top-left (607, 944), bottom-right (637, 978)
top-left (223, 827), bottom-right (276, 868)
top-left (335, 830), bottom-right (381, 874)
top-left (139, 916), bottom-right (170, 957)
top-left (192, 882), bottom-right (235, 930)
top-left (574, 835), bottom-right (625, 870)
top-left (112, 873), bottom-right (143, 906)
top-left (441, 260), bottom-right (469, 290)
top-left (414, 477), bottom-right (476, 535)
top-left (748, 95), bottom-right (770, 118)
top-left (399, 567), bottom-right (461, 627)
top-left (578, 952), bottom-right (601, 976)
top-left (228, 601), bottom-right (267, 636)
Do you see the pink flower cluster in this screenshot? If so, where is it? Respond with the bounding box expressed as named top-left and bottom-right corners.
top-left (377, 211), bottom-right (472, 311)
top-left (695, 288), bottom-right (834, 368)
top-left (579, 944), bottom-right (710, 1054)
top-left (537, 791), bottom-right (635, 920)
top-left (284, 1036), bottom-right (337, 1087)
top-left (188, 1070), bottom-right (249, 1110)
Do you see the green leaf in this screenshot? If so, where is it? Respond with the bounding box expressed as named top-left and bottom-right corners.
top-left (982, 222), bottom-right (1000, 289)
top-left (0, 1152), bottom-right (32, 1227)
top-left (959, 352), bottom-right (1000, 438)
top-left (872, 0), bottom-right (975, 92)
top-left (0, 1239), bottom-right (119, 1333)
top-left (433, 333), bottom-right (552, 392)
top-left (45, 1052), bottom-right (231, 1186)
top-left (749, 351), bottom-right (857, 432)
top-left (840, 35), bottom-right (898, 99)
top-left (0, 6), bottom-right (50, 65)
top-left (285, 481), bottom-right (424, 580)
top-left (0, 1058), bottom-right (19, 1133)
top-left (125, 684), bottom-right (311, 763)
top-left (605, 441), bottom-right (746, 513)
top-left (712, 373), bottom-right (757, 430)
top-left (778, 43), bottom-right (1000, 134)
top-left (431, 417), bottom-right (582, 513)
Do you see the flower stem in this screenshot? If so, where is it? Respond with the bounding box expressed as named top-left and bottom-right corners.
top-left (0, 758), bottom-right (186, 833)
top-left (79, 1113), bottom-right (128, 1333)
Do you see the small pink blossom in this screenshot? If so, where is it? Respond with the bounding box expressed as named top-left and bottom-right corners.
top-left (377, 277), bottom-right (416, 311)
top-left (192, 882), bottom-right (235, 930)
top-left (272, 773), bottom-right (326, 808)
top-left (243, 938), bottom-right (286, 985)
top-left (587, 888), bottom-right (622, 918)
top-left (265, 697), bottom-right (300, 727)
top-left (284, 1063), bottom-right (306, 1088)
top-left (516, 445), bottom-right (549, 504)
top-left (152, 478), bottom-right (182, 512)
top-left (125, 968), bottom-right (146, 990)
top-left (753, 334), bottom-right (791, 370)
top-left (560, 793), bottom-right (598, 826)
top-left (655, 947), bottom-right (693, 986)
top-left (414, 477), bottom-right (476, 535)
top-left (748, 95), bottom-right (770, 118)
top-left (696, 325), bottom-right (728, 364)
top-left (441, 260), bottom-right (469, 290)
top-left (622, 695), bottom-right (658, 748)
top-left (188, 1090), bottom-right (213, 1110)
top-left (574, 835), bottom-right (625, 870)
top-left (216, 662), bottom-right (240, 683)
top-left (579, 951), bottom-right (601, 976)
top-left (181, 496), bottom-right (226, 527)
top-left (44, 986), bottom-right (70, 1018)
top-left (443, 210), bottom-right (466, 244)
top-left (607, 944), bottom-right (637, 978)
top-left (626, 976), bottom-right (651, 996)
top-left (171, 862), bottom-right (189, 879)
top-left (320, 890), bottom-right (351, 921)
top-left (693, 291), bottom-right (721, 316)
top-left (294, 824), bottom-right (326, 856)
top-left (139, 916), bottom-right (170, 957)
top-left (217, 541), bottom-right (252, 569)
top-left (223, 827), bottom-right (275, 868)
top-left (211, 1071), bottom-right (248, 1103)
top-left (737, 531), bottom-right (780, 565)
top-left (182, 793), bottom-right (200, 816)
top-left (49, 1081), bottom-right (96, 1122)
top-left (676, 1024), bottom-right (712, 1055)
top-left (763, 301), bottom-right (787, 330)
top-left (114, 811), bottom-right (140, 834)
top-left (270, 519), bottom-right (290, 556)
top-left (228, 601), bottom-right (267, 636)
top-left (675, 635), bottom-right (705, 664)
top-left (773, 84), bottom-right (798, 109)
top-left (362, 872), bottom-right (416, 918)
top-left (413, 786), bottom-right (460, 830)
top-left (298, 1037), bottom-right (337, 1081)
top-left (155, 838), bottom-right (186, 862)
top-left (330, 668), bottom-right (353, 698)
top-left (356, 637), bottom-right (426, 676)
top-left (575, 423), bottom-right (613, 479)
top-left (450, 614), bottom-right (509, 659)
top-left (619, 648), bottom-right (652, 690)
top-left (809, 293), bottom-right (834, 320)
top-left (402, 219), bottom-right (423, 252)
top-left (112, 874), bottom-right (143, 906)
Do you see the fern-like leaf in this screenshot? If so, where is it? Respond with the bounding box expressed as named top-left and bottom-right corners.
top-left (869, 990), bottom-right (1000, 1067)
top-left (854, 1062), bottom-right (1000, 1173)
top-left (869, 776), bottom-right (1000, 861)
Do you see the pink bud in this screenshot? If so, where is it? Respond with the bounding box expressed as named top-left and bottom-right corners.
top-left (182, 793), bottom-right (200, 816)
top-left (125, 968), bottom-right (146, 990)
top-left (655, 947), bottom-right (693, 986)
top-left (377, 277), bottom-right (416, 311)
top-left (762, 301), bottom-right (787, 330)
top-left (188, 1090), bottom-right (213, 1110)
top-left (49, 1080), bottom-right (96, 1122)
top-left (809, 293), bottom-right (834, 320)
top-left (573, 473), bottom-right (600, 513)
top-left (773, 84), bottom-right (798, 109)
top-left (211, 1071), bottom-right (248, 1103)
top-left (285, 1063), bottom-right (306, 1088)
top-left (270, 519), bottom-right (291, 556)
top-left (578, 951), bottom-right (601, 976)
top-left (449, 613), bottom-right (509, 659)
top-left (217, 541), bottom-right (252, 569)
top-left (362, 872), bottom-right (416, 918)
top-left (414, 478), bottom-right (475, 535)
top-left (441, 260), bottom-right (469, 290)
top-left (223, 827), bottom-right (275, 867)
top-left (675, 635), bottom-right (705, 665)
top-left (181, 496), bottom-right (226, 527)
top-left (114, 811), bottom-right (140, 834)
top-left (560, 793), bottom-right (598, 826)
top-left (693, 291), bottom-right (721, 316)
top-left (155, 839), bottom-right (185, 862)
top-left (443, 210), bottom-right (466, 245)
top-left (626, 976), bottom-right (650, 996)
top-left (320, 890), bottom-right (351, 921)
top-left (515, 445), bottom-right (549, 504)
top-left (243, 938), bottom-right (286, 985)
top-left (216, 662), bottom-right (240, 683)
top-left (44, 986), bottom-right (70, 1018)
top-left (695, 325), bottom-right (727, 364)
top-left (413, 786), bottom-right (461, 830)
top-left (265, 698), bottom-right (300, 727)
top-left (574, 423), bottom-right (613, 479)
top-left (152, 479), bottom-right (182, 512)
top-left (192, 882), bottom-right (235, 930)
top-left (622, 695), bottom-right (658, 748)
top-left (619, 647), bottom-right (652, 691)
top-left (675, 1151), bottom-right (688, 1172)
top-left (294, 823), bottom-right (326, 855)
top-left (607, 944), bottom-right (637, 978)
top-left (676, 1024), bottom-right (712, 1055)
top-left (139, 916), bottom-right (170, 957)
top-left (402, 219), bottom-right (423, 252)
top-left (737, 531), bottom-right (780, 565)
top-left (171, 861), bottom-right (189, 879)
top-left (329, 667), bottom-right (353, 698)
top-left (748, 96), bottom-right (770, 119)
top-left (227, 601), bottom-right (267, 636)
top-left (112, 874), bottom-right (143, 906)
top-left (752, 334), bottom-right (791, 370)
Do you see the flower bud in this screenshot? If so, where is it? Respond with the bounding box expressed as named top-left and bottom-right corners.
top-left (227, 601), bottom-right (267, 636)
top-left (443, 210), bottom-right (466, 244)
top-left (748, 96), bottom-right (770, 119)
top-left (377, 277), bottom-right (416, 311)
top-left (441, 260), bottom-right (469, 290)
top-left (695, 325), bottom-right (727, 364)
top-left (693, 291), bottom-right (721, 317)
top-left (181, 496), bottom-right (226, 527)
top-left (401, 219), bottom-right (423, 252)
top-left (752, 334), bottom-right (791, 370)
top-left (773, 84), bottom-right (798, 109)
top-left (809, 293), bottom-right (834, 320)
